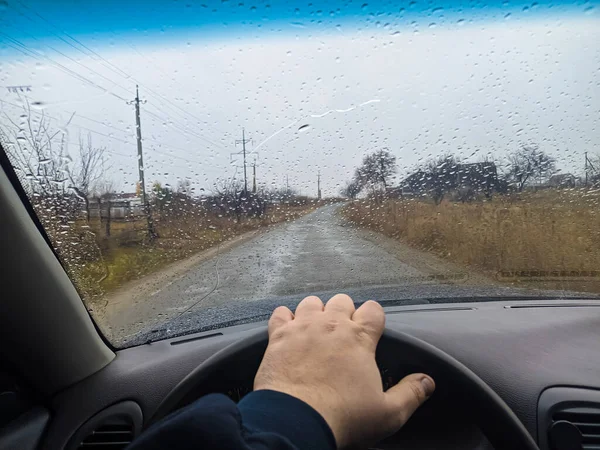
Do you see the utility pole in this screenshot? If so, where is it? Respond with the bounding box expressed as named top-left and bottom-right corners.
top-left (235, 128), bottom-right (252, 195)
top-left (586, 152), bottom-right (597, 187)
top-left (585, 152), bottom-right (588, 186)
top-left (317, 171), bottom-right (322, 200)
top-left (252, 161), bottom-right (257, 193)
top-left (129, 85), bottom-right (156, 239)
top-left (286, 175), bottom-right (289, 193)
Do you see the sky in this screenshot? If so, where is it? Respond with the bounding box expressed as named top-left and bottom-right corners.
top-left (0, 0), bottom-right (599, 196)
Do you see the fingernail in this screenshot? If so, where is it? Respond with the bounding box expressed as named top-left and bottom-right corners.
top-left (420, 376), bottom-right (435, 398)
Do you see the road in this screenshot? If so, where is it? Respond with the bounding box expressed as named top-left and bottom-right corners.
top-left (102, 204), bottom-right (484, 344)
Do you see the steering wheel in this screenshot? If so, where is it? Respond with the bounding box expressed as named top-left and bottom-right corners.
top-left (148, 327), bottom-right (539, 450)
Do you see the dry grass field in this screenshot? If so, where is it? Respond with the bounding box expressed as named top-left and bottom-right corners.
top-left (342, 189), bottom-right (600, 293)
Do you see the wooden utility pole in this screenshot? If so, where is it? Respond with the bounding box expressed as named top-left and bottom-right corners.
top-left (585, 152), bottom-right (597, 187)
top-left (317, 171), bottom-right (321, 200)
top-left (252, 161), bottom-right (257, 193)
top-left (235, 128), bottom-right (252, 195)
top-left (105, 200), bottom-right (111, 237)
top-left (129, 85), bottom-right (156, 239)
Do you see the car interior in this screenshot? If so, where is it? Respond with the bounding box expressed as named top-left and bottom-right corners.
top-left (2, 133), bottom-right (600, 450)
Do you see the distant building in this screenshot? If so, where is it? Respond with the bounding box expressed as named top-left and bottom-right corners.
top-left (395, 170), bottom-right (428, 197)
top-left (548, 173), bottom-right (578, 189)
top-left (396, 162), bottom-right (501, 199)
top-left (89, 193), bottom-right (144, 219)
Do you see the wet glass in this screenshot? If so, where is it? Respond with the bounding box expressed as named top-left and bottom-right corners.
top-left (0, 0), bottom-right (598, 347)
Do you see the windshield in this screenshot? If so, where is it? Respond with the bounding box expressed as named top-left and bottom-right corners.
top-left (1, 0), bottom-right (599, 347)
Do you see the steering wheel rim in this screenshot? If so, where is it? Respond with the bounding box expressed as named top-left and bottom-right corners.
top-left (148, 327), bottom-right (539, 450)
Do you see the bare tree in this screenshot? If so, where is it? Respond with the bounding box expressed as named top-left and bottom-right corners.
top-left (92, 179), bottom-right (117, 198)
top-left (95, 181), bottom-right (117, 238)
top-left (506, 144), bottom-right (555, 191)
top-left (176, 179), bottom-right (193, 196)
top-left (265, 186), bottom-right (299, 203)
top-left (1, 102), bottom-right (110, 224)
top-left (340, 179), bottom-right (362, 199)
top-left (354, 149), bottom-right (397, 197)
top-left (423, 154), bottom-right (459, 205)
top-left (151, 181), bottom-right (173, 214)
top-left (210, 177), bottom-right (245, 220)
top-left (1, 102), bottom-right (73, 198)
top-left (68, 133), bottom-right (107, 222)
top-left (210, 176), bottom-right (272, 219)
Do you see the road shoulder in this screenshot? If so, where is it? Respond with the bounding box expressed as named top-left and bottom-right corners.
top-left (337, 212), bottom-right (496, 287)
top-left (93, 225), bottom-right (277, 322)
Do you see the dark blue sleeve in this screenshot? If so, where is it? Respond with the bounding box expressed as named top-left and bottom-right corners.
top-left (127, 390), bottom-right (336, 450)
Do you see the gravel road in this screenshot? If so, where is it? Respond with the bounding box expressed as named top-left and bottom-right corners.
top-left (101, 204), bottom-right (495, 345)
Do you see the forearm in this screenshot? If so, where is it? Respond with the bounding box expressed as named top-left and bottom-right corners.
top-left (127, 391), bottom-right (336, 450)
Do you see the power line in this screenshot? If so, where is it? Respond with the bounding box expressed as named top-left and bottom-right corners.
top-left (0, 22), bottom-right (134, 100)
top-left (143, 108), bottom-right (227, 151)
top-left (3, 10), bottom-right (229, 153)
top-left (0, 25), bottom-right (230, 162)
top-left (142, 88), bottom-right (229, 137)
top-left (144, 107), bottom-right (223, 148)
top-left (1, 95), bottom-right (207, 157)
top-left (0, 98), bottom-right (129, 140)
top-left (0, 98), bottom-right (137, 148)
top-left (11, 0), bottom-right (132, 80)
top-left (8, 2), bottom-right (229, 143)
top-left (0, 32), bottom-right (129, 102)
top-left (119, 41), bottom-right (229, 137)
top-left (144, 96), bottom-right (228, 146)
top-left (69, 144), bottom-right (131, 159)
top-left (59, 1), bottom-right (230, 138)
top-left (0, 98), bottom-right (206, 165)
top-left (38, 3), bottom-right (228, 140)
top-left (139, 88), bottom-right (227, 140)
top-left (64, 112), bottom-right (132, 136)
top-left (149, 147), bottom-right (204, 165)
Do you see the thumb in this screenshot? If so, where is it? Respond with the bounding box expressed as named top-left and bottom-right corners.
top-left (383, 373), bottom-right (435, 429)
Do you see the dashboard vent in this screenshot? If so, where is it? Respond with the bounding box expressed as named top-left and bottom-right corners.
top-left (67, 401), bottom-right (142, 450)
top-left (77, 419), bottom-right (134, 450)
top-left (549, 407), bottom-right (600, 450)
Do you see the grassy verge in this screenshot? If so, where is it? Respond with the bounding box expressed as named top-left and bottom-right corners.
top-left (342, 190), bottom-right (600, 293)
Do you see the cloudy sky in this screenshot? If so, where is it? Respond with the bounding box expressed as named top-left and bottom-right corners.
top-left (0, 0), bottom-right (598, 196)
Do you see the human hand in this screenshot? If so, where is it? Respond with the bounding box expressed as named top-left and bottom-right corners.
top-left (254, 294), bottom-right (435, 449)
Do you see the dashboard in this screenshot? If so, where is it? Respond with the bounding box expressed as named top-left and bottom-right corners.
top-left (41, 299), bottom-right (600, 450)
